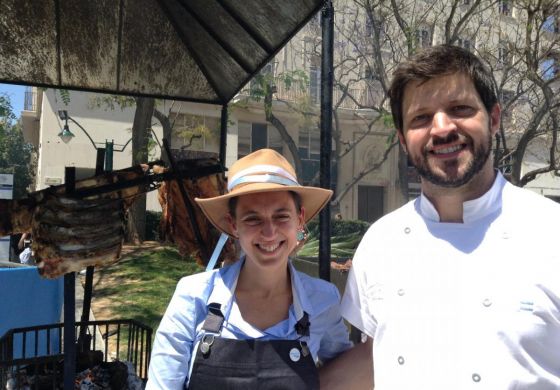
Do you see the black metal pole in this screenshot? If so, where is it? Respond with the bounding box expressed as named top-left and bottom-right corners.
top-left (319, 0), bottom-right (334, 282)
top-left (78, 148), bottom-right (106, 351)
top-left (63, 167), bottom-right (76, 390)
top-left (219, 105), bottom-right (228, 167)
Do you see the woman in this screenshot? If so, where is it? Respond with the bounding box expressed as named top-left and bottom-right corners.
top-left (146, 149), bottom-right (352, 389)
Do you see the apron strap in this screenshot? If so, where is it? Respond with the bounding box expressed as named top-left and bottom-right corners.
top-left (294, 311), bottom-right (310, 337)
top-left (201, 303), bottom-right (225, 334)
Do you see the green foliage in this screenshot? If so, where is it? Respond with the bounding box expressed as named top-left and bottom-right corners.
top-left (58, 89), bottom-right (71, 106)
top-left (0, 94), bottom-right (35, 198)
top-left (145, 210), bottom-right (162, 241)
top-left (306, 218), bottom-right (370, 237)
top-left (174, 113), bottom-right (218, 149)
top-left (248, 70), bottom-right (309, 102)
top-left (299, 219), bottom-right (370, 259)
top-left (93, 246), bottom-right (203, 336)
top-left (88, 95), bottom-right (136, 111)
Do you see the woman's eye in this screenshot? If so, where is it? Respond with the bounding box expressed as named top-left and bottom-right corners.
top-left (243, 217), bottom-right (261, 225)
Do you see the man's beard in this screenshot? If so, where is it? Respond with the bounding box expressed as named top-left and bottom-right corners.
top-left (410, 129), bottom-right (493, 188)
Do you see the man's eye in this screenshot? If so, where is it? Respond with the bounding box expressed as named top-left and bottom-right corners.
top-left (409, 114), bottom-right (430, 127)
top-left (451, 105), bottom-right (474, 116)
top-left (276, 214), bottom-right (291, 222)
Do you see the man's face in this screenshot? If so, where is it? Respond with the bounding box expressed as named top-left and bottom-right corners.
top-left (399, 73), bottom-right (500, 188)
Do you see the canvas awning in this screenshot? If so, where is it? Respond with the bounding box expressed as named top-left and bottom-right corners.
top-left (0, 0), bottom-right (325, 104)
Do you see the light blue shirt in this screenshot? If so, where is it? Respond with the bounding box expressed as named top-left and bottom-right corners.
top-left (146, 258), bottom-right (352, 390)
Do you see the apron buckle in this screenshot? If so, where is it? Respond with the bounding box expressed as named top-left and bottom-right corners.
top-left (200, 334), bottom-right (215, 356)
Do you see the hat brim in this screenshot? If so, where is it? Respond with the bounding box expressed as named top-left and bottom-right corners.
top-left (195, 183), bottom-right (333, 237)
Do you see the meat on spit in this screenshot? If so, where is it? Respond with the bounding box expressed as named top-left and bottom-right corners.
top-left (0, 160), bottom-right (233, 279)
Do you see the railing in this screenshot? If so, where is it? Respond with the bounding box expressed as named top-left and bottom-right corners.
top-left (23, 87), bottom-right (36, 111)
top-left (0, 319), bottom-right (152, 389)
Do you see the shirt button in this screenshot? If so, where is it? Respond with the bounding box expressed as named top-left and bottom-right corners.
top-left (482, 298), bottom-right (492, 307)
top-left (472, 373), bottom-right (481, 382)
top-left (397, 356), bottom-right (405, 365)
top-left (404, 227), bottom-right (411, 234)
top-left (397, 288), bottom-right (405, 296)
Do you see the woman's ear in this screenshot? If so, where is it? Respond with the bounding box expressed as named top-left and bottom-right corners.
top-left (299, 206), bottom-right (306, 227)
top-left (225, 213), bottom-right (238, 237)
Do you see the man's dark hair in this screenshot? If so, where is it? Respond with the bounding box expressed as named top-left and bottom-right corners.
top-left (228, 191), bottom-right (303, 218)
top-left (388, 45), bottom-right (498, 132)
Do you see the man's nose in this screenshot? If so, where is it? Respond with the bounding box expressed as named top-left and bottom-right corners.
top-left (431, 111), bottom-right (456, 137)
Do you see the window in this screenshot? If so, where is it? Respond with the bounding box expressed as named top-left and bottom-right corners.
top-left (365, 17), bottom-right (374, 37)
top-left (250, 61), bottom-right (275, 94)
top-left (540, 57), bottom-right (559, 80)
top-left (172, 113), bottom-right (218, 152)
top-left (309, 65), bottom-right (321, 104)
top-left (298, 127), bottom-right (321, 185)
top-left (415, 28), bottom-right (431, 49)
top-left (543, 15), bottom-right (560, 33)
top-left (457, 37), bottom-right (474, 52)
top-left (500, 89), bottom-right (515, 105)
top-left (358, 186), bottom-right (385, 223)
top-left (498, 0), bottom-right (511, 16)
top-left (237, 122), bottom-right (282, 159)
top-left (497, 42), bottom-right (511, 67)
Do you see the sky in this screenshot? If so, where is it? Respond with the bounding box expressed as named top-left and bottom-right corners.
top-left (0, 83), bottom-right (26, 118)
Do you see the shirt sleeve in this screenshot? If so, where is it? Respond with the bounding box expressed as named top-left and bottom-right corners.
top-left (146, 278), bottom-right (200, 390)
top-left (340, 231), bottom-right (378, 338)
top-left (316, 284), bottom-right (353, 362)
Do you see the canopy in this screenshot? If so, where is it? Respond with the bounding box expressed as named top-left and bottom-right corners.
top-left (0, 0), bottom-right (325, 104)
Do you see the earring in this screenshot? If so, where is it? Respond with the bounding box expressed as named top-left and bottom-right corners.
top-left (296, 227), bottom-right (307, 242)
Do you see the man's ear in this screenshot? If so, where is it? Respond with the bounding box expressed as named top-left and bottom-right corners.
top-left (490, 104), bottom-right (501, 136)
top-left (397, 130), bottom-right (408, 154)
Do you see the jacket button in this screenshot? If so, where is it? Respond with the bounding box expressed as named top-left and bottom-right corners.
top-left (404, 227), bottom-right (411, 234)
top-left (397, 356), bottom-right (405, 365)
top-left (397, 289), bottom-right (405, 296)
top-left (472, 373), bottom-right (481, 382)
top-left (482, 298), bottom-right (492, 307)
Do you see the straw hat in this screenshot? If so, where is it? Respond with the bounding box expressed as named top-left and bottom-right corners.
top-left (195, 148), bottom-right (332, 237)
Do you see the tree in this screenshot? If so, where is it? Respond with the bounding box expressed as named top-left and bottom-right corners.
top-left (0, 94), bottom-right (35, 199)
top-left (344, 0), bottom-right (560, 189)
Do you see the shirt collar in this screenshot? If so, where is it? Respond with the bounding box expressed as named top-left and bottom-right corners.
top-left (418, 171), bottom-right (506, 223)
top-left (207, 258), bottom-right (313, 337)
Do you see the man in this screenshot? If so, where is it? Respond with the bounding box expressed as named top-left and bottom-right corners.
top-left (321, 45), bottom-right (560, 389)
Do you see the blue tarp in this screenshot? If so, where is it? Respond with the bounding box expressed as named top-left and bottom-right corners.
top-left (0, 266), bottom-right (64, 358)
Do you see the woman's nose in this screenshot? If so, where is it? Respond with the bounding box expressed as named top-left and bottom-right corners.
top-left (261, 219), bottom-right (276, 237)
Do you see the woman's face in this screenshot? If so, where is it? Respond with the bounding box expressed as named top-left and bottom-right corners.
top-left (227, 191), bottom-right (304, 270)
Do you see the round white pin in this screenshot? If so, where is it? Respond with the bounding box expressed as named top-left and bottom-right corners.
top-left (289, 347), bottom-right (301, 362)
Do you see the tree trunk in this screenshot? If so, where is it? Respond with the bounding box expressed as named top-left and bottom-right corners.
top-left (264, 87), bottom-right (303, 179)
top-left (126, 97), bottom-right (155, 244)
top-left (153, 108), bottom-right (173, 165)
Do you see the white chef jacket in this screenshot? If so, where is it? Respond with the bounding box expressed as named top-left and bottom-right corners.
top-left (342, 172), bottom-right (560, 389)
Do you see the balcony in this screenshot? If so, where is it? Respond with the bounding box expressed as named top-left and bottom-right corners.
top-left (23, 87), bottom-right (36, 111)
top-left (236, 76), bottom-right (378, 111)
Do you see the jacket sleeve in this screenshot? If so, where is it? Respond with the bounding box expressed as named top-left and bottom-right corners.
top-left (317, 284), bottom-right (353, 363)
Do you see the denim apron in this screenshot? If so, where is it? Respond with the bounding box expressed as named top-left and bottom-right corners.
top-left (187, 274), bottom-right (319, 390)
